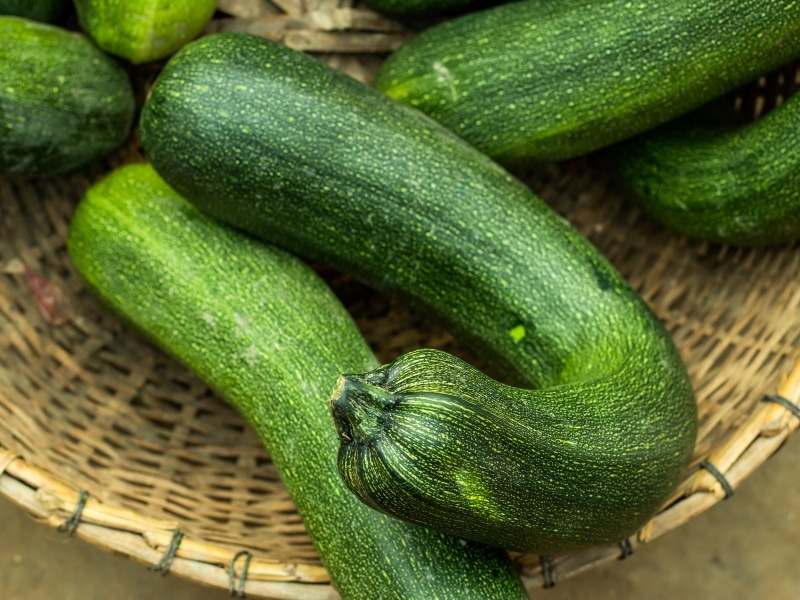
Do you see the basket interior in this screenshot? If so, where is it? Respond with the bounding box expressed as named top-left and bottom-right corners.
top-left (2, 2), bottom-right (800, 590)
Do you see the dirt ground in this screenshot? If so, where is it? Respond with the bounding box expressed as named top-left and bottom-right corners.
top-left (1, 435), bottom-right (799, 600)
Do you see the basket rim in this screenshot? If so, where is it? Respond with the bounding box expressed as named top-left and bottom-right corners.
top-left (3, 357), bottom-right (800, 598)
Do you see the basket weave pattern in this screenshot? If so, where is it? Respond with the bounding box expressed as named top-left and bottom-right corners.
top-left (2, 1), bottom-right (800, 597)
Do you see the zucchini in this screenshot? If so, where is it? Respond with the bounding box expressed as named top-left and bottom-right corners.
top-left (0, 16), bottom-right (135, 176)
top-left (67, 163), bottom-right (528, 600)
top-left (139, 34), bottom-right (697, 555)
top-left (74, 0), bottom-right (219, 64)
top-left (362, 0), bottom-right (475, 17)
top-left (603, 93), bottom-right (800, 246)
top-left (372, 0), bottom-right (800, 166)
top-left (0, 0), bottom-right (70, 22)
top-left (331, 347), bottom-right (681, 553)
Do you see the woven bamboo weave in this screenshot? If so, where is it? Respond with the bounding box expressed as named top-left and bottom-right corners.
top-left (3, 1), bottom-right (800, 598)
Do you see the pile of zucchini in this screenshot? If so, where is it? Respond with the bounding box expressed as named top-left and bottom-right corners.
top-left (5, 0), bottom-right (800, 597)
top-left (0, 0), bottom-right (218, 176)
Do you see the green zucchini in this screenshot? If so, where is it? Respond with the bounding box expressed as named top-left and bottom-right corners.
top-left (372, 0), bottom-right (800, 166)
top-left (0, 16), bottom-right (135, 176)
top-left (361, 0), bottom-right (475, 18)
top-left (74, 0), bottom-right (219, 64)
top-left (603, 92), bottom-right (800, 246)
top-left (331, 347), bottom-right (684, 554)
top-left (0, 0), bottom-right (70, 22)
top-left (67, 163), bottom-right (528, 600)
top-left (139, 34), bottom-right (697, 555)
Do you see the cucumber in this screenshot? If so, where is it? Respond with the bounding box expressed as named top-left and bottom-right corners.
top-left (0, 16), bottom-right (135, 176)
top-left (67, 163), bottom-right (528, 600)
top-left (0, 0), bottom-right (70, 22)
top-left (603, 92), bottom-right (800, 246)
top-left (74, 0), bottom-right (219, 64)
top-left (372, 0), bottom-right (800, 166)
top-left (139, 33), bottom-right (697, 555)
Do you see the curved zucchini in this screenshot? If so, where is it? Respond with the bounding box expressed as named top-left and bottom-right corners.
top-left (603, 93), bottom-right (800, 246)
top-left (372, 0), bottom-right (800, 166)
top-left (0, 16), bottom-right (135, 176)
top-left (67, 163), bottom-right (529, 599)
top-left (332, 348), bottom-right (675, 553)
top-left (139, 34), bottom-right (698, 556)
top-left (74, 0), bottom-right (219, 64)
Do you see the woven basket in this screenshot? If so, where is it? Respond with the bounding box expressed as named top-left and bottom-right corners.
top-left (3, 1), bottom-right (800, 597)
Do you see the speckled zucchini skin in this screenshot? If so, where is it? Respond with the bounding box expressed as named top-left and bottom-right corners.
top-left (331, 347), bottom-right (681, 554)
top-left (67, 163), bottom-right (529, 600)
top-left (74, 0), bottom-right (219, 64)
top-left (373, 0), bottom-right (800, 166)
top-left (0, 0), bottom-right (71, 22)
top-left (604, 93), bottom-right (800, 246)
top-left (139, 34), bottom-right (697, 555)
top-left (0, 16), bottom-right (135, 176)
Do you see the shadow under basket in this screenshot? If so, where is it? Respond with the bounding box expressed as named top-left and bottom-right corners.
top-left (4, 3), bottom-right (800, 598)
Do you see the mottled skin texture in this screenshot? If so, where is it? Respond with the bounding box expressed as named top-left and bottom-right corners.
top-left (373, 0), bottom-right (800, 166)
top-left (604, 93), bottom-right (800, 246)
top-left (0, 16), bottom-right (134, 176)
top-left (74, 0), bottom-right (219, 64)
top-left (139, 34), bottom-right (697, 556)
top-left (67, 164), bottom-right (529, 600)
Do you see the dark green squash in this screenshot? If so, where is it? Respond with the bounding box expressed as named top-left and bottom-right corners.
top-left (0, 16), bottom-right (134, 176)
top-left (139, 33), bottom-right (697, 556)
top-left (373, 0), bottom-right (800, 166)
top-left (67, 163), bottom-right (529, 600)
top-left (0, 0), bottom-right (70, 22)
top-left (332, 347), bottom-right (693, 554)
top-left (603, 92), bottom-right (800, 246)
top-left (361, 0), bottom-right (475, 17)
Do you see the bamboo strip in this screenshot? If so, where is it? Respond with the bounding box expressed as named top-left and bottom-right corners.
top-left (76, 523), bottom-right (340, 600)
top-left (218, 0), bottom-right (282, 18)
top-left (205, 17), bottom-right (411, 52)
top-left (1, 454), bottom-right (331, 587)
top-left (0, 448), bottom-right (19, 476)
top-left (270, 0), bottom-right (305, 17)
top-left (35, 487), bottom-right (180, 533)
top-left (4, 458), bottom-right (179, 532)
top-left (284, 30), bottom-right (410, 53)
top-left (143, 530), bottom-right (330, 582)
top-left (308, 9), bottom-right (405, 32)
top-left (687, 358), bottom-right (800, 496)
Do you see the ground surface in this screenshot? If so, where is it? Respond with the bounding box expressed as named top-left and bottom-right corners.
top-left (1, 436), bottom-right (798, 599)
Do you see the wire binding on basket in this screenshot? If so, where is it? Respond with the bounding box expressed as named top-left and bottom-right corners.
top-left (57, 490), bottom-right (88, 538)
top-left (698, 460), bottom-right (734, 499)
top-left (762, 393), bottom-right (800, 419)
top-left (150, 528), bottom-right (184, 576)
top-left (229, 549), bottom-right (253, 598)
